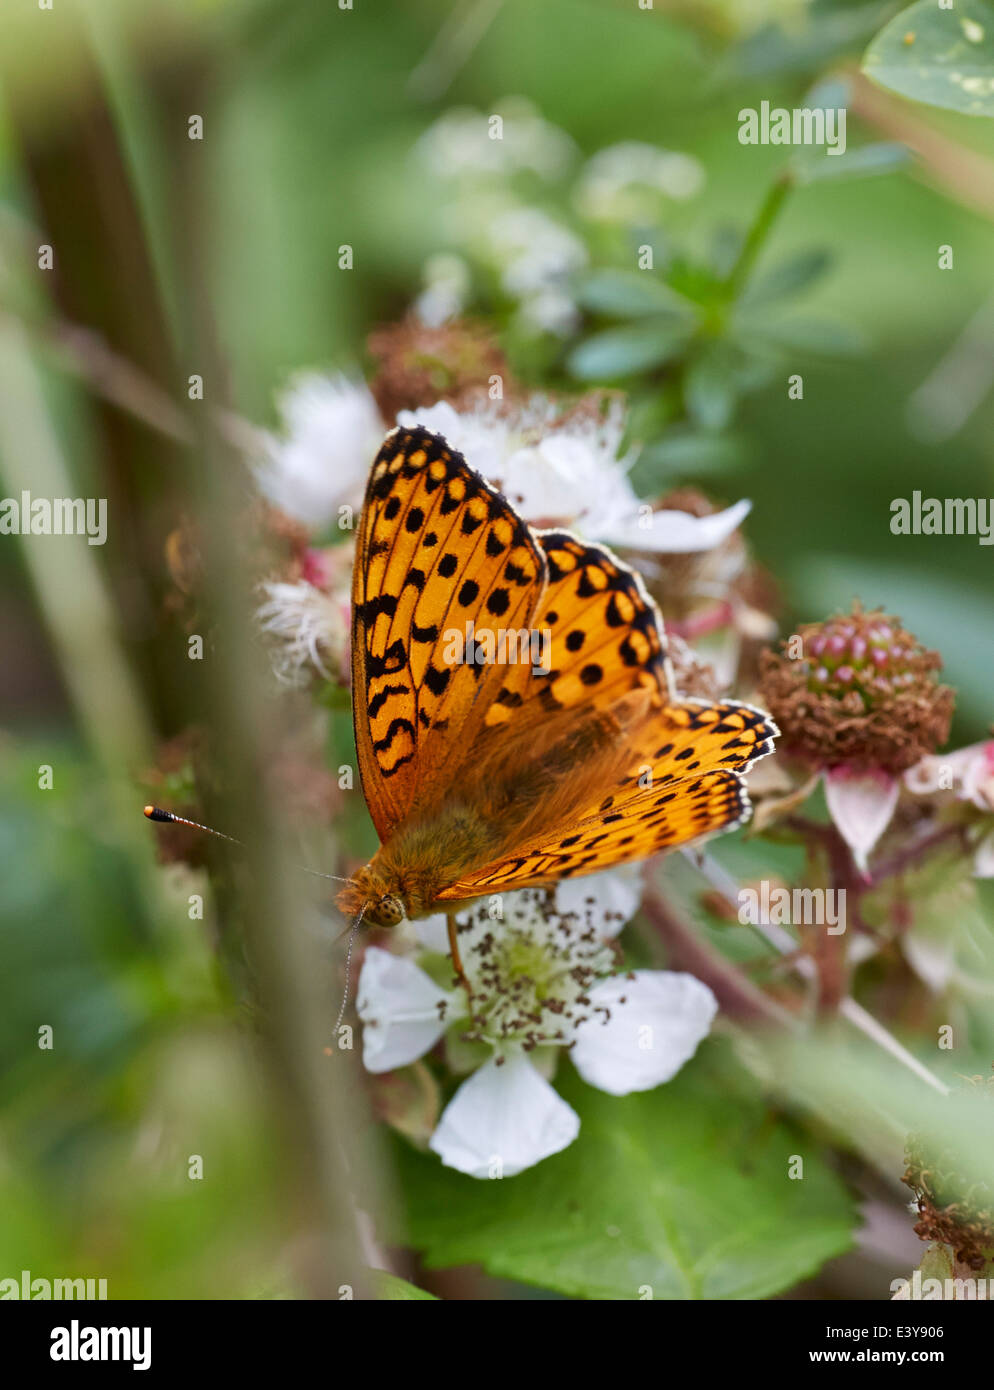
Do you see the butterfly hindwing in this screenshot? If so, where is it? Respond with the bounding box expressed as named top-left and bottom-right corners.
top-left (438, 699), bottom-right (777, 896)
top-left (483, 531), bottom-right (669, 731)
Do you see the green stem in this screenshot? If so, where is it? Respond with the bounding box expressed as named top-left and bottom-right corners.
top-left (724, 169), bottom-right (795, 300)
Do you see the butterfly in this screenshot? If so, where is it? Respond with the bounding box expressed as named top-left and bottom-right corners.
top-left (335, 425), bottom-right (778, 947)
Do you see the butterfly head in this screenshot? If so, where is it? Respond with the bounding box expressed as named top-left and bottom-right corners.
top-left (337, 865), bottom-right (408, 929)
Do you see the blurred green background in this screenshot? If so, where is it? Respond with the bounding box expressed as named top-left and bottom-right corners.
top-left (1, 0), bottom-right (993, 1300)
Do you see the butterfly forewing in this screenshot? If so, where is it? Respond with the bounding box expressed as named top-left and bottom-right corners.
top-left (352, 426), bottom-right (546, 840)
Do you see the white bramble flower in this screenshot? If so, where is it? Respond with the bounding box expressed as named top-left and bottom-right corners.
top-left (489, 206), bottom-right (587, 338)
top-left (905, 740), bottom-right (994, 813)
top-left (519, 287), bottom-right (581, 337)
top-left (396, 398), bottom-right (751, 554)
top-left (252, 373), bottom-right (383, 530)
top-left (256, 579), bottom-right (349, 687)
top-left (413, 253), bottom-right (472, 329)
top-left (491, 207), bottom-right (588, 295)
top-left (906, 740), bottom-right (994, 877)
top-left (414, 101), bottom-right (586, 338)
top-left (416, 98), bottom-right (577, 183)
top-left (574, 141), bottom-right (705, 223)
top-left (357, 869), bottom-right (718, 1178)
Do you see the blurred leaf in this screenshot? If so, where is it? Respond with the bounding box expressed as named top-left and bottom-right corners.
top-left (863, 0), bottom-right (994, 116)
top-left (753, 1029), bottom-right (994, 1198)
top-left (741, 249), bottom-right (832, 307)
top-left (631, 429), bottom-right (749, 492)
top-left (376, 1272), bottom-right (438, 1300)
top-left (393, 1049), bottom-right (856, 1300)
top-left (795, 142), bottom-right (913, 184)
top-left (666, 257), bottom-right (728, 309)
top-left (724, 3), bottom-right (892, 79)
top-left (575, 270), bottom-right (693, 319)
top-left (708, 225), bottom-right (743, 280)
top-left (746, 315), bottom-right (867, 357)
top-left (567, 319), bottom-right (694, 379)
top-left (684, 343), bottom-right (741, 431)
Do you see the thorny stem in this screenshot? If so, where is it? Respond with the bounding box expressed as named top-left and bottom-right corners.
top-left (641, 887), bottom-right (797, 1029)
top-left (869, 822), bottom-right (968, 885)
top-left (0, 300), bottom-right (265, 456)
top-left (782, 812), bottom-right (969, 947)
top-left (685, 850), bottom-right (950, 1097)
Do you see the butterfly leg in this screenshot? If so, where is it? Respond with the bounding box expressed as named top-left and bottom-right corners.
top-left (446, 913), bottom-right (473, 999)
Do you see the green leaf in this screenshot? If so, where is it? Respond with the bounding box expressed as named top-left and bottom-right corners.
top-left (863, 0), bottom-right (994, 116)
top-left (746, 315), bottom-right (867, 357)
top-left (795, 142), bottom-right (912, 185)
top-left (683, 344), bottom-right (741, 432)
top-left (566, 319), bottom-right (694, 380)
top-left (741, 249), bottom-right (832, 307)
top-left (575, 270), bottom-right (692, 319)
top-left (392, 1047), bottom-right (857, 1300)
top-left (726, 4), bottom-right (891, 79)
top-left (630, 429), bottom-right (748, 492)
top-left (375, 1271), bottom-right (438, 1301)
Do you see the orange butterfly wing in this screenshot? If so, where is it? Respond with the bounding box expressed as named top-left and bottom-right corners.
top-left (483, 530), bottom-right (670, 730)
top-left (438, 700), bottom-right (777, 895)
top-left (352, 425), bottom-right (778, 895)
top-left (351, 426), bottom-right (545, 841)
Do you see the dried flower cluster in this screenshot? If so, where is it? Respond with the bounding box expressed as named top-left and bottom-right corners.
top-left (903, 1073), bottom-right (994, 1271)
top-left (759, 607), bottom-right (954, 774)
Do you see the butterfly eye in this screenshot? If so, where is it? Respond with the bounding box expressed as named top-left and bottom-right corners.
top-left (378, 895), bottom-right (405, 927)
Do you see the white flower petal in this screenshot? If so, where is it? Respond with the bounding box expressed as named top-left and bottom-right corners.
top-left (961, 743), bottom-right (994, 812)
top-left (429, 1052), bottom-right (580, 1178)
top-left (414, 253), bottom-right (470, 328)
top-left (904, 752), bottom-right (951, 797)
top-left (255, 580), bottom-right (347, 686)
top-left (975, 830), bottom-right (994, 879)
top-left (554, 864), bottom-right (642, 937)
top-left (571, 970), bottom-right (717, 1096)
top-left (903, 930), bottom-right (956, 993)
top-left (575, 143), bottom-right (705, 222)
top-left (824, 768), bottom-right (899, 875)
top-left (501, 430), bottom-right (634, 526)
top-left (598, 498), bottom-right (752, 554)
top-left (905, 741), bottom-right (994, 812)
top-left (413, 912), bottom-right (453, 953)
top-left (357, 947), bottom-right (457, 1073)
top-left (396, 402), bottom-right (510, 483)
top-left (253, 373), bottom-right (383, 529)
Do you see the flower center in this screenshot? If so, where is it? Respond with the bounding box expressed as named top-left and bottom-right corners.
top-left (453, 892), bottom-right (617, 1052)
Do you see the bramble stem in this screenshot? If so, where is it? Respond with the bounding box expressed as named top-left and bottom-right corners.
top-left (684, 849), bottom-right (950, 1097)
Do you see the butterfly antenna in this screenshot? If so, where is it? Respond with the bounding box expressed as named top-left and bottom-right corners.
top-left (144, 805), bottom-right (240, 843)
top-left (143, 806), bottom-right (358, 886)
top-left (334, 901), bottom-right (369, 1034)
